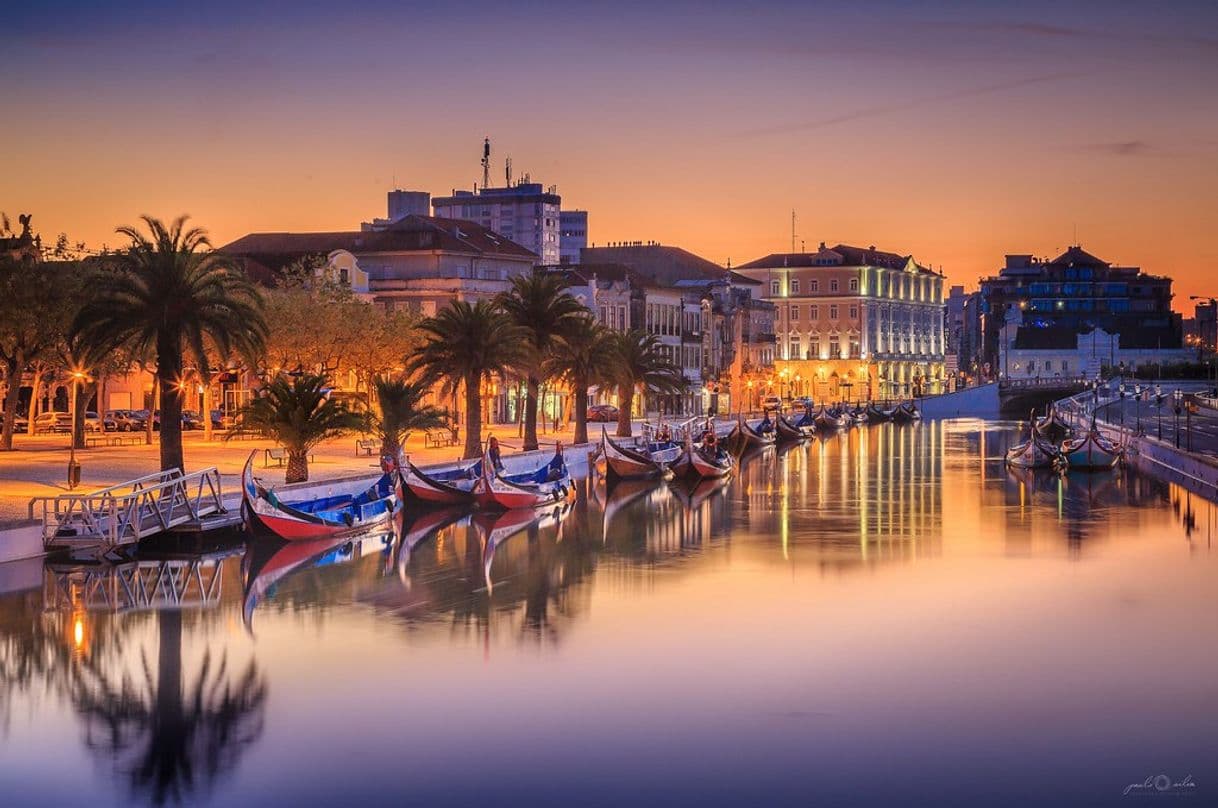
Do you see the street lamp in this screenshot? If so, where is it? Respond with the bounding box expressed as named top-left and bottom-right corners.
top-left (1156, 384), bottom-right (1163, 441)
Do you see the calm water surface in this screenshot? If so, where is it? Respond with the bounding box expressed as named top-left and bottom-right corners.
top-left (2, 420), bottom-right (1216, 807)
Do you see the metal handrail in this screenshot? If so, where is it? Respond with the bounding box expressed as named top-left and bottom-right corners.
top-left (28, 467), bottom-right (225, 549)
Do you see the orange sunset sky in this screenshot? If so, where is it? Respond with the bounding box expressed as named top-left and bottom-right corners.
top-left (2, 1), bottom-right (1216, 310)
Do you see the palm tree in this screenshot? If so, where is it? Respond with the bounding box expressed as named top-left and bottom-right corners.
top-left (369, 375), bottom-right (447, 459)
top-left (407, 300), bottom-right (528, 460)
top-left (72, 216), bottom-right (266, 473)
top-left (71, 609), bottom-right (267, 807)
top-left (497, 272), bottom-right (586, 450)
top-left (231, 373), bottom-right (363, 483)
top-left (606, 330), bottom-right (686, 438)
top-left (544, 315), bottom-right (615, 445)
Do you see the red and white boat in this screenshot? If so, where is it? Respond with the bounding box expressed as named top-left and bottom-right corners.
top-left (1005, 420), bottom-right (1063, 469)
top-left (399, 456), bottom-right (480, 505)
top-left (472, 444), bottom-right (577, 510)
top-left (674, 432), bottom-right (734, 479)
top-left (595, 429), bottom-right (667, 481)
top-left (241, 451), bottom-right (403, 541)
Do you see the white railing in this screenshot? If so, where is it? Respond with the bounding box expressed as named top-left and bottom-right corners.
top-left (43, 550), bottom-right (237, 614)
top-left (28, 467), bottom-right (226, 552)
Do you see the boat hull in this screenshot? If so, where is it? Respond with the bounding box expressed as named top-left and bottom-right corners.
top-left (400, 459), bottom-right (477, 505)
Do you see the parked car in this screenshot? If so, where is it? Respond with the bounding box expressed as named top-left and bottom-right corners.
top-left (1, 411), bottom-right (29, 431)
top-left (106, 409), bottom-right (142, 431)
top-left (181, 410), bottom-right (203, 430)
top-left (34, 412), bottom-right (72, 433)
top-left (586, 404), bottom-right (620, 423)
top-left (760, 395), bottom-right (782, 412)
top-left (84, 411), bottom-right (118, 432)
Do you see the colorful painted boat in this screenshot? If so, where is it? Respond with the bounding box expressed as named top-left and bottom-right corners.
top-left (598, 429), bottom-right (667, 481)
top-left (676, 432), bottom-right (735, 479)
top-left (472, 444), bottom-right (577, 510)
top-left (865, 403), bottom-right (892, 422)
top-left (775, 413), bottom-right (813, 441)
top-left (476, 500), bottom-right (571, 591)
top-left (1034, 406), bottom-right (1074, 442)
top-left (1005, 420), bottom-right (1063, 469)
top-left (849, 404), bottom-right (869, 424)
top-left (241, 452), bottom-right (402, 541)
top-left (891, 401), bottom-right (920, 423)
top-left (1061, 424), bottom-right (1122, 471)
top-left (730, 415), bottom-right (776, 450)
top-left (812, 404), bottom-right (849, 430)
top-left (400, 456), bottom-right (480, 505)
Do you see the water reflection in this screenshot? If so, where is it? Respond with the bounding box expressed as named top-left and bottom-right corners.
top-left (0, 420), bottom-right (1214, 806)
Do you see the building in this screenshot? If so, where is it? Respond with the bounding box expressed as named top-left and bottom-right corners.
top-left (978, 246), bottom-right (1183, 378)
top-left (581, 242), bottom-right (727, 287)
top-left (432, 183), bottom-right (561, 265)
top-left (361, 190), bottom-right (432, 231)
top-left (222, 214), bottom-right (538, 316)
top-left (559, 210), bottom-right (588, 265)
top-left (733, 243), bottom-right (947, 401)
top-left (1194, 299), bottom-right (1217, 354)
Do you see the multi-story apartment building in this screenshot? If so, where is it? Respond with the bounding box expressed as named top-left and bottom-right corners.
top-left (559, 210), bottom-right (588, 265)
top-left (978, 246), bottom-right (1182, 378)
top-left (432, 182), bottom-right (561, 265)
top-left (734, 243), bottom-right (946, 400)
top-left (223, 215), bottom-right (538, 316)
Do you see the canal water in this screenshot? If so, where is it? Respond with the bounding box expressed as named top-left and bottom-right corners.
top-left (1, 420), bottom-right (1215, 807)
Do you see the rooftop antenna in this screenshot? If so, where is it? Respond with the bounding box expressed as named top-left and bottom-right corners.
top-left (481, 137), bottom-right (491, 191)
top-left (505, 155), bottom-right (513, 187)
top-left (791, 209), bottom-right (797, 253)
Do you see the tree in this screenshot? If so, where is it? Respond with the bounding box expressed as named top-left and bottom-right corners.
top-left (0, 257), bottom-right (75, 450)
top-left (606, 330), bottom-right (686, 438)
top-left (230, 373), bottom-right (363, 483)
top-left (544, 315), bottom-right (615, 445)
top-left (497, 271), bottom-right (586, 451)
top-left (407, 300), bottom-right (528, 460)
top-left (369, 376), bottom-right (447, 459)
top-left (72, 216), bottom-right (267, 472)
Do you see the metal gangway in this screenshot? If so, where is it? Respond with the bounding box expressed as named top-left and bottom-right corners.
top-left (28, 467), bottom-right (227, 554)
top-left (43, 548), bottom-right (241, 614)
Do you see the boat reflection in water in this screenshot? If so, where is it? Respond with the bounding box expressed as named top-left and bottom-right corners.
top-left (1, 418), bottom-right (1216, 807)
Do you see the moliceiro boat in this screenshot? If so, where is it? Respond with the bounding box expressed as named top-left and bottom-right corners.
top-left (1035, 406), bottom-right (1074, 442)
top-left (890, 401), bottom-right (920, 423)
top-left (775, 412), bottom-right (814, 441)
top-left (1005, 419), bottom-right (1064, 469)
top-left (472, 443), bottom-right (577, 510)
top-left (812, 404), bottom-right (850, 430)
top-left (730, 415), bottom-right (776, 450)
top-left (399, 456), bottom-right (480, 505)
top-left (241, 452), bottom-right (403, 541)
top-left (1060, 422), bottom-right (1123, 471)
top-left (597, 429), bottom-right (669, 481)
top-left (865, 402), bottom-right (892, 422)
top-left (673, 431), bottom-right (735, 479)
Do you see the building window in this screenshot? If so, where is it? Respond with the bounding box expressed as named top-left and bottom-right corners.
top-left (829, 305), bottom-right (839, 319)
top-left (849, 306), bottom-right (858, 319)
top-left (790, 305), bottom-right (799, 321)
top-left (789, 338), bottom-right (801, 359)
top-left (791, 279), bottom-right (800, 294)
top-left (831, 279), bottom-right (839, 292)
top-left (771, 280), bottom-right (781, 296)
top-left (829, 335), bottom-right (840, 358)
top-left (811, 280), bottom-right (819, 292)
top-left (849, 278), bottom-right (859, 292)
top-left (810, 305), bottom-right (819, 320)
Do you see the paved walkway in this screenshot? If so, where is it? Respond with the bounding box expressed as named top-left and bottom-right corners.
top-left (0, 421), bottom-right (612, 523)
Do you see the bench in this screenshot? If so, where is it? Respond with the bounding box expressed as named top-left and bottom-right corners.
top-left (84, 434), bottom-right (145, 448)
top-left (264, 447), bottom-right (315, 468)
top-left (424, 429), bottom-right (458, 449)
top-left (356, 438), bottom-right (377, 456)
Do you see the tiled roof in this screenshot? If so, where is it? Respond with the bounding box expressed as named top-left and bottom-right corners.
top-left (1047, 245), bottom-right (1110, 269)
top-left (579, 245), bottom-right (727, 286)
top-left (221, 215), bottom-right (537, 261)
top-left (737, 243), bottom-right (928, 272)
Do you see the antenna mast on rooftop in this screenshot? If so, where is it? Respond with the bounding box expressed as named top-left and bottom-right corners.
top-left (506, 155), bottom-right (512, 187)
top-left (481, 137), bottom-right (491, 191)
top-left (791, 209), bottom-right (797, 253)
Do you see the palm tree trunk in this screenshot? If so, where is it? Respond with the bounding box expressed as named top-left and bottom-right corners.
top-left (26, 366), bottom-right (41, 436)
top-left (616, 389), bottom-right (634, 438)
top-left (463, 373), bottom-right (483, 460)
top-left (573, 379), bottom-right (590, 445)
top-left (379, 434), bottom-right (400, 461)
top-left (0, 354), bottom-right (20, 450)
top-left (523, 376), bottom-right (540, 451)
top-left (286, 449), bottom-right (309, 483)
top-left (157, 333), bottom-right (185, 472)
top-left (202, 382), bottom-right (213, 442)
